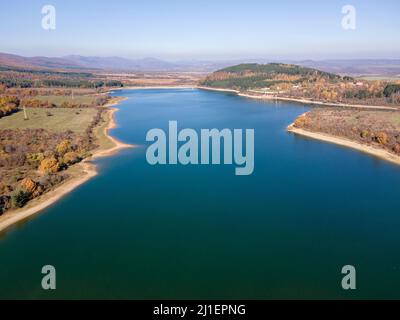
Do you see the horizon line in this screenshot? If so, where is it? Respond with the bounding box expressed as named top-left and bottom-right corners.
top-left (1, 51), bottom-right (400, 62)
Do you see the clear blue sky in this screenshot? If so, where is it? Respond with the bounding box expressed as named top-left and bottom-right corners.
top-left (0, 0), bottom-right (399, 60)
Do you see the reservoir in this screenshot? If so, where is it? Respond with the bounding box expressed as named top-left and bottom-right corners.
top-left (1, 89), bottom-right (400, 299)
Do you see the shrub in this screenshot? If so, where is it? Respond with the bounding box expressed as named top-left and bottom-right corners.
top-left (0, 96), bottom-right (20, 119)
top-left (39, 156), bottom-right (61, 174)
top-left (0, 181), bottom-right (6, 193)
top-left (63, 151), bottom-right (81, 165)
top-left (375, 132), bottom-right (389, 146)
top-left (294, 114), bottom-right (309, 128)
top-left (11, 189), bottom-right (31, 208)
top-left (21, 99), bottom-right (56, 109)
top-left (383, 84), bottom-right (400, 98)
top-left (360, 130), bottom-right (370, 139)
top-left (56, 140), bottom-right (72, 155)
top-left (26, 152), bottom-right (45, 164)
top-left (19, 178), bottom-right (38, 194)
top-left (37, 174), bottom-right (63, 190)
top-left (0, 195), bottom-right (11, 214)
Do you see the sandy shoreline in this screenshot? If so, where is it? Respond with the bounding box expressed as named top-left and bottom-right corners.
top-left (287, 124), bottom-right (400, 166)
top-left (196, 86), bottom-right (240, 94)
top-left (198, 86), bottom-right (398, 110)
top-left (0, 97), bottom-right (134, 233)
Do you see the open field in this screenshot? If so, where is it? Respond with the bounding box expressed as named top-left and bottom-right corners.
top-left (0, 107), bottom-right (98, 133)
top-left (34, 95), bottom-right (98, 106)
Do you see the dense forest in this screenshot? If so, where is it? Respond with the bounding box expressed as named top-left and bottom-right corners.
top-left (200, 63), bottom-right (341, 90)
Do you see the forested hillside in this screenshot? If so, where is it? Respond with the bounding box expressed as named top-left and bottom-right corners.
top-left (200, 63), bottom-right (400, 106)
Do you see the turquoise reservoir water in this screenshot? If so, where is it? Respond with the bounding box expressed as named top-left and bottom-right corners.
top-left (1, 89), bottom-right (400, 299)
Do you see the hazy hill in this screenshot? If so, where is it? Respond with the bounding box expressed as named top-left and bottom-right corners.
top-left (0, 52), bottom-right (180, 72)
top-left (63, 55), bottom-right (179, 71)
top-left (0, 52), bottom-right (226, 72)
top-left (1, 52), bottom-right (400, 76)
top-left (295, 60), bottom-right (400, 77)
top-left (0, 52), bottom-right (82, 70)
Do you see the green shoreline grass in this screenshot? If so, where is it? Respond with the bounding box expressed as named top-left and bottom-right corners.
top-left (0, 107), bottom-right (98, 133)
top-left (34, 95), bottom-right (97, 106)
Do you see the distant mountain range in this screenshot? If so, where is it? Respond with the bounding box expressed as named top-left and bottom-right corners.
top-left (0, 52), bottom-right (181, 72)
top-left (0, 52), bottom-right (399, 76)
top-left (0, 52), bottom-right (231, 72)
top-left (295, 60), bottom-right (400, 77)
